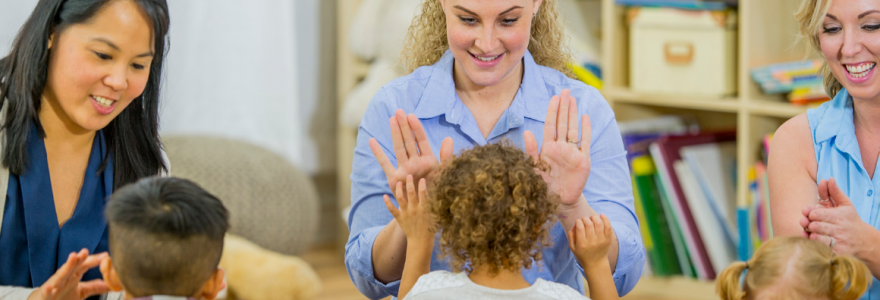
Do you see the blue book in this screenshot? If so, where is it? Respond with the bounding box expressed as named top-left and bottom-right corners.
top-left (750, 60), bottom-right (820, 77)
top-left (615, 0), bottom-right (731, 10)
top-left (759, 78), bottom-right (825, 94)
top-left (737, 207), bottom-right (751, 261)
top-left (623, 132), bottom-right (663, 160)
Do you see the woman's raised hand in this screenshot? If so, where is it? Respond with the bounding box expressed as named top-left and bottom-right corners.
top-left (28, 249), bottom-right (110, 300)
top-left (524, 89), bottom-right (592, 206)
top-left (370, 109), bottom-right (453, 192)
top-left (801, 178), bottom-right (876, 257)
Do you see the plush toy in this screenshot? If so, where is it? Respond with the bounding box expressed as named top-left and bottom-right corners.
top-left (219, 234), bottom-right (322, 300)
top-left (341, 0), bottom-right (420, 129)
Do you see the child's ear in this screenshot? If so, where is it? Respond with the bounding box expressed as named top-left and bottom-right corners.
top-left (198, 268), bottom-right (226, 300)
top-left (99, 257), bottom-right (125, 292)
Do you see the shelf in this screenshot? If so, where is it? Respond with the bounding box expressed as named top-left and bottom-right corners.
top-left (603, 88), bottom-right (741, 113)
top-left (601, 88), bottom-right (812, 119)
top-left (620, 276), bottom-right (718, 300)
top-left (747, 99), bottom-right (811, 118)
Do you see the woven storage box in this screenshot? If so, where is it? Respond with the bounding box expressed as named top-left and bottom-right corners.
top-left (629, 7), bottom-right (737, 97)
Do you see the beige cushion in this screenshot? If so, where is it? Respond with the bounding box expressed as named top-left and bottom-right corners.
top-left (163, 135), bottom-right (318, 255)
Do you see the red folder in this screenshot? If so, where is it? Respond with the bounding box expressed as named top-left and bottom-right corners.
top-left (652, 129), bottom-right (736, 280)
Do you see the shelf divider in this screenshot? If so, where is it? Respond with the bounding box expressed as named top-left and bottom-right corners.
top-left (603, 88), bottom-right (741, 113)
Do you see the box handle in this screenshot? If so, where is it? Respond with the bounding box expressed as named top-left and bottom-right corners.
top-left (664, 42), bottom-right (694, 65)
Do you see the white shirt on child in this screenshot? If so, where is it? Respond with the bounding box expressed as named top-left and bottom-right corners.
top-left (403, 271), bottom-right (590, 300)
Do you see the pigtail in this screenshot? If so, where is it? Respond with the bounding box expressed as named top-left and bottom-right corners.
top-left (716, 261), bottom-right (748, 300)
top-left (830, 256), bottom-right (872, 300)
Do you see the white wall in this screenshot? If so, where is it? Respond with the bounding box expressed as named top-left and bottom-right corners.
top-left (160, 1), bottom-right (311, 173)
top-left (0, 0), bottom-right (38, 53)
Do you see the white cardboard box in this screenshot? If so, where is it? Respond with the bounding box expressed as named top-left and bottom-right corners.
top-left (629, 8), bottom-right (737, 97)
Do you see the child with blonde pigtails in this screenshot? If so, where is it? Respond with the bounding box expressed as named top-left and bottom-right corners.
top-left (716, 236), bottom-right (871, 300)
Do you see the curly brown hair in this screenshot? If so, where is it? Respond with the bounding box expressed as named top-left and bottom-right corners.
top-left (428, 143), bottom-right (559, 275)
top-left (400, 0), bottom-right (575, 79)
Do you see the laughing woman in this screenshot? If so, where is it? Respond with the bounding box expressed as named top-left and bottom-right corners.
top-left (769, 0), bottom-right (880, 298)
top-left (0, 0), bottom-right (169, 299)
top-left (345, 0), bottom-right (645, 298)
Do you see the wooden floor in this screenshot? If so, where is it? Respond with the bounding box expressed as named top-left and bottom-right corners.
top-left (300, 246), bottom-right (719, 300)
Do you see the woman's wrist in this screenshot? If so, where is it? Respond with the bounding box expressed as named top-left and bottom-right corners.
top-left (558, 194), bottom-right (591, 218)
top-left (858, 226), bottom-right (880, 263)
top-left (560, 193), bottom-right (586, 207)
top-left (854, 227), bottom-right (880, 279)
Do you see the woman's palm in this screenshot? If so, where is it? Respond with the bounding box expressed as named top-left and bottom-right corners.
top-left (33, 250), bottom-right (109, 300)
top-left (525, 90), bottom-right (592, 206)
top-left (388, 152), bottom-right (438, 189)
top-left (370, 110), bottom-right (453, 192)
top-left (540, 137), bottom-right (591, 205)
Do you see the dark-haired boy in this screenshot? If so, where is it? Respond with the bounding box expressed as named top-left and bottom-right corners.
top-left (98, 177), bottom-right (228, 300)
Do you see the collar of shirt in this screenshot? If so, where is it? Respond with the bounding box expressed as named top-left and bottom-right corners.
top-left (411, 49), bottom-right (552, 128)
top-left (814, 88), bottom-right (859, 160)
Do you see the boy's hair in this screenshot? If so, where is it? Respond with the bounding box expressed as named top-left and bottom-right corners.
top-left (429, 143), bottom-right (559, 276)
top-left (716, 236), bottom-right (871, 300)
top-left (105, 177), bottom-right (229, 297)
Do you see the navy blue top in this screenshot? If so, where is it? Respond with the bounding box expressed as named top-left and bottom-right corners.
top-left (0, 123), bottom-right (113, 287)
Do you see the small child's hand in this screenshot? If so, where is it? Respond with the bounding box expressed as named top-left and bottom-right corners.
top-left (384, 175), bottom-right (435, 243)
top-left (567, 214), bottom-right (613, 268)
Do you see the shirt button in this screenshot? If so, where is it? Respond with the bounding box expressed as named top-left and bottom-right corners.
top-left (869, 190), bottom-right (874, 197)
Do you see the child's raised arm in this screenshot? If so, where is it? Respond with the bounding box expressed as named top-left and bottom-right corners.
top-left (567, 214), bottom-right (618, 300)
top-left (383, 176), bottom-right (436, 300)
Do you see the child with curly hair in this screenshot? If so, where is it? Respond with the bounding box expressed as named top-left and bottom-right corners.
top-left (716, 236), bottom-right (871, 300)
top-left (383, 143), bottom-right (619, 300)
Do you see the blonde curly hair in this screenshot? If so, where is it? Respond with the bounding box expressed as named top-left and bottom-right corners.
top-left (795, 0), bottom-right (840, 96)
top-left (401, 0), bottom-right (575, 79)
top-left (428, 142), bottom-right (559, 275)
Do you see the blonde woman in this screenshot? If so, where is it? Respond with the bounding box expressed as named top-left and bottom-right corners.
top-left (345, 0), bottom-right (645, 299)
top-left (769, 0), bottom-right (880, 298)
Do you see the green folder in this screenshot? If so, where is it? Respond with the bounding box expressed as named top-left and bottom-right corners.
top-left (632, 156), bottom-right (683, 276)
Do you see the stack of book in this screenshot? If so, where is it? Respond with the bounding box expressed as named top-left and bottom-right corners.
top-left (750, 60), bottom-right (830, 105)
top-left (740, 135), bottom-right (773, 261)
top-left (614, 0), bottom-right (737, 10)
top-left (622, 117), bottom-right (772, 280)
top-left (570, 63), bottom-right (603, 90)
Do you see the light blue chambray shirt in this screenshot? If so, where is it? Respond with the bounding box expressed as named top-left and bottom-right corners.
top-left (808, 88), bottom-right (880, 300)
top-left (345, 50), bottom-right (645, 299)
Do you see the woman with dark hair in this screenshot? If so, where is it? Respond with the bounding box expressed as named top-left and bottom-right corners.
top-left (0, 0), bottom-right (169, 299)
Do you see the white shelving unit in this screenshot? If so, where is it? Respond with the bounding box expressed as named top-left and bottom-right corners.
top-left (600, 0), bottom-right (810, 229)
top-left (336, 0), bottom-right (371, 245)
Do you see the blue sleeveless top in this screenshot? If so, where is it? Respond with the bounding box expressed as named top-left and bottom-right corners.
top-left (807, 88), bottom-right (880, 299)
top-left (0, 123), bottom-right (113, 288)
